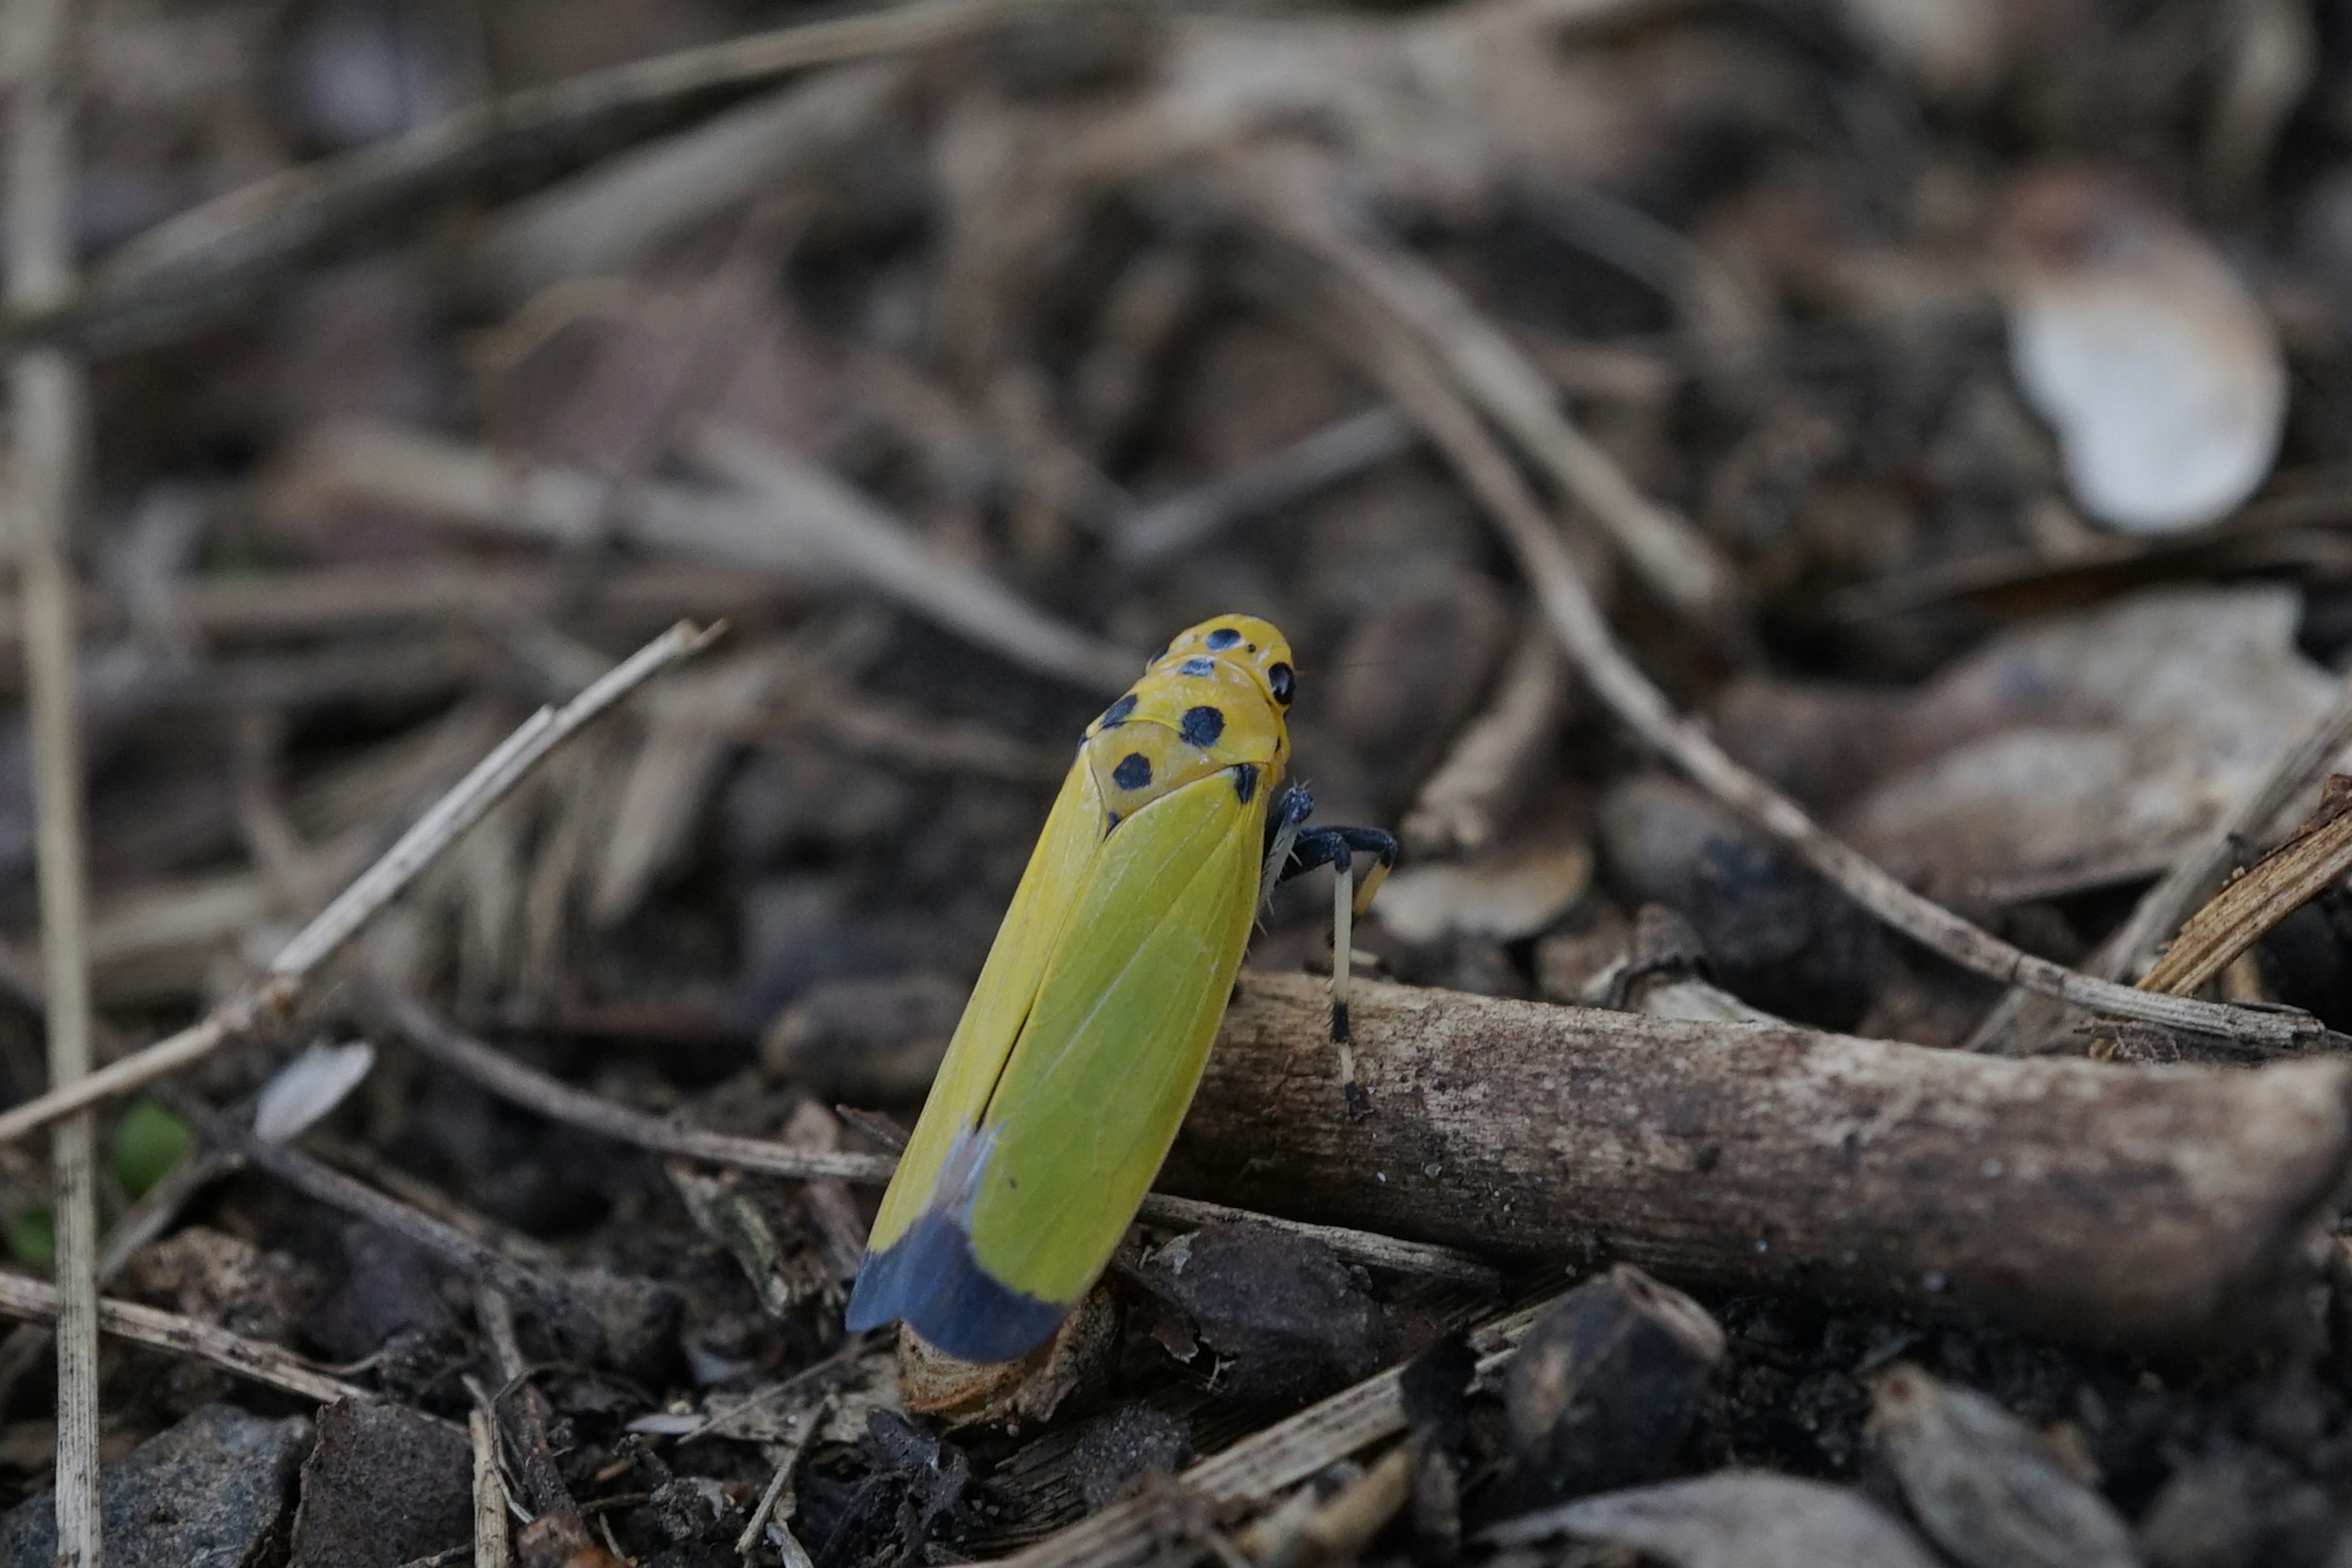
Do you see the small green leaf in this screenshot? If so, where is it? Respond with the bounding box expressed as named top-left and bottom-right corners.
top-left (5, 1208), bottom-right (53, 1270)
top-left (110, 1100), bottom-right (193, 1199)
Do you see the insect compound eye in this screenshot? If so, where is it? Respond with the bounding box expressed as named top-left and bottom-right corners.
top-left (1267, 662), bottom-right (1295, 705)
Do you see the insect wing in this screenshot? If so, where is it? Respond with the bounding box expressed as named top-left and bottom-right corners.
top-left (967, 766), bottom-right (1267, 1308)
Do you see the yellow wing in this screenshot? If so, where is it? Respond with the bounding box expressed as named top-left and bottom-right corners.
top-left (967, 766), bottom-right (1264, 1304)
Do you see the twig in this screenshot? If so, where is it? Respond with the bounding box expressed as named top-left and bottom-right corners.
top-left (0, 620), bottom-right (718, 1148)
top-left (734, 1396), bottom-right (830, 1562)
top-left (1109, 407), bottom-right (1417, 569)
top-left (2138, 780), bottom-right (2352, 997)
top-left (1236, 156), bottom-right (1738, 625)
top-left (2109, 673), bottom-right (2352, 980)
top-left (366, 979), bottom-right (1499, 1286)
top-left (1400, 620), bottom-right (1569, 858)
top-left (277, 418), bottom-right (1134, 693)
top-left (686, 421), bottom-right (1136, 693)
top-left (371, 981), bottom-right (892, 1182)
top-left (0, 1147), bottom-right (238, 1409)
top-left (10, 0), bottom-right (99, 1548)
top-left (477, 1287), bottom-right (615, 1568)
top-left (208, 1107), bottom-right (565, 1307)
top-left (472, 1408), bottom-right (516, 1568)
top-left (1, 0), bottom-right (1076, 360)
top-left (0, 1267), bottom-right (364, 1404)
top-left (1964, 667), bottom-right (2352, 1051)
top-left (1251, 210), bottom-right (2318, 1054)
top-left (1003, 1291), bottom-right (1564, 1568)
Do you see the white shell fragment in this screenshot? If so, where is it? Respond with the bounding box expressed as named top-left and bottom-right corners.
top-left (252, 1039), bottom-right (377, 1145)
top-left (2000, 168), bottom-right (2286, 534)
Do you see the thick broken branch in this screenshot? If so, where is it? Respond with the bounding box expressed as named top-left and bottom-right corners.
top-left (1165, 974), bottom-right (2352, 1346)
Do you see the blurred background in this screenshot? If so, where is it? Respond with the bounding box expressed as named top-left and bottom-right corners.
top-left (12, 0), bottom-right (2352, 1549)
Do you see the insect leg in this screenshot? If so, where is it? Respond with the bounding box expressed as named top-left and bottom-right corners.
top-left (1279, 824), bottom-right (1398, 1113)
top-left (1258, 785), bottom-right (1317, 914)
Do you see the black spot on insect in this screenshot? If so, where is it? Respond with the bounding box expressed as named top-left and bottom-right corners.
top-left (1106, 810), bottom-right (1121, 832)
top-left (1205, 626), bottom-right (1242, 650)
top-left (1267, 662), bottom-right (1295, 704)
top-left (1180, 705), bottom-right (1225, 747)
top-left (1114, 753), bottom-right (1153, 790)
top-left (1232, 764), bottom-right (1258, 804)
top-left (1099, 693), bottom-right (1137, 728)
top-left (1180, 657), bottom-right (1215, 676)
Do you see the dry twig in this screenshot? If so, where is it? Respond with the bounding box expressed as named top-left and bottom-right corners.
top-left (1237, 156), bottom-right (1737, 625)
top-left (2139, 777), bottom-right (2352, 997)
top-left (1005, 1290), bottom-right (1564, 1568)
top-left (9, 0), bottom-right (100, 1548)
top-left (0, 1267), bottom-right (364, 1404)
top-left (472, 1408), bottom-right (518, 1568)
top-left (2, 0), bottom-right (1077, 359)
top-left (0, 620), bottom-right (719, 1148)
top-left (1966, 666), bottom-right (2352, 1051)
top-left (1109, 407), bottom-right (1417, 569)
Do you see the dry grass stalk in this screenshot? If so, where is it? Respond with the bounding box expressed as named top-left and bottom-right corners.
top-left (0, 620), bottom-right (718, 1148)
top-left (733, 1396), bottom-right (829, 1562)
top-left (1237, 155), bottom-right (1736, 625)
top-left (4, 0), bottom-right (1079, 359)
top-left (472, 1408), bottom-right (518, 1568)
top-left (1244, 187), bottom-right (2315, 1054)
top-left (280, 418), bottom-right (1134, 692)
top-left (9, 0), bottom-right (100, 1548)
top-left (0, 1267), bottom-right (364, 1404)
top-left (2139, 775), bottom-right (2352, 997)
top-left (1966, 665), bottom-right (2352, 1051)
top-left (1401, 620), bottom-right (1570, 858)
top-left (1003, 1291), bottom-right (1564, 1568)
top-left (1109, 406), bottom-right (1417, 569)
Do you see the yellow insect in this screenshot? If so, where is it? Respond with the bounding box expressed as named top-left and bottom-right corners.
top-left (845, 615), bottom-right (1393, 1362)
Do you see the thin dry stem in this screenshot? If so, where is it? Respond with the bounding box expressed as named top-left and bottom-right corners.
top-left (1004, 1292), bottom-right (1562, 1568)
top-left (9, 0), bottom-right (99, 1547)
top-left (0, 1267), bottom-right (364, 1404)
top-left (1110, 406), bottom-right (1415, 569)
top-left (687, 421), bottom-right (1135, 692)
top-left (2139, 782), bottom-right (2352, 996)
top-left (1401, 620), bottom-right (1569, 858)
top-left (1239, 157), bottom-right (1736, 624)
top-left (3, 0), bottom-right (1079, 359)
top-left (734, 1396), bottom-right (829, 1562)
top-left (472, 1408), bottom-right (517, 1568)
top-left (1965, 665), bottom-right (2352, 1051)
top-left (0, 620), bottom-right (717, 1148)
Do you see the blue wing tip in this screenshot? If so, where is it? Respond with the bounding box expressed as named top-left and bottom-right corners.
top-left (846, 1210), bottom-right (1072, 1363)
